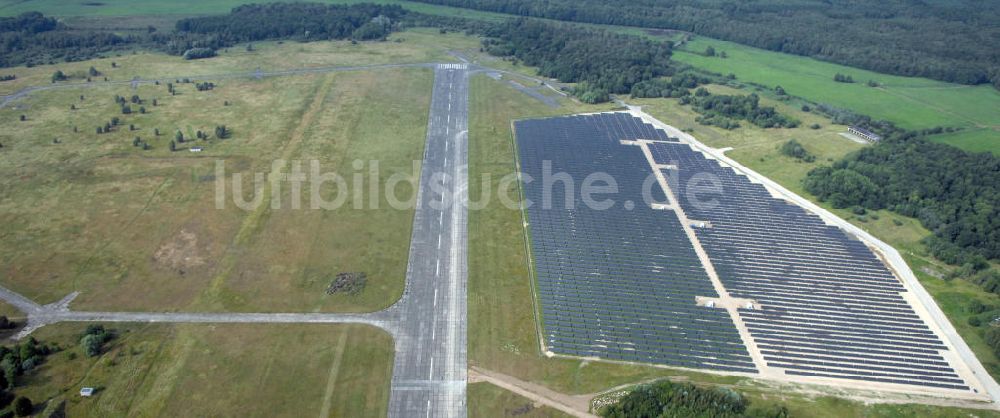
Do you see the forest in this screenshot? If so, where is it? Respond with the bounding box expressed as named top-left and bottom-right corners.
top-left (0, 4), bottom-right (408, 66)
top-left (175, 3), bottom-right (406, 43)
top-left (686, 91), bottom-right (798, 129)
top-left (480, 19), bottom-right (674, 100)
top-left (0, 12), bottom-right (132, 67)
top-left (408, 0), bottom-right (1000, 90)
top-left (804, 135), bottom-right (1000, 265)
top-left (629, 73), bottom-right (708, 99)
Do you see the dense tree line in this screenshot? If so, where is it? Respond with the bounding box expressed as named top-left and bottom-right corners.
top-left (629, 73), bottom-right (708, 99)
top-left (0, 12), bottom-right (131, 67)
top-left (407, 0), bottom-right (1000, 89)
top-left (804, 135), bottom-right (1000, 264)
top-left (599, 380), bottom-right (788, 418)
top-left (480, 18), bottom-right (674, 100)
top-left (686, 92), bottom-right (798, 129)
top-left (175, 3), bottom-right (405, 43)
top-left (0, 5), bottom-right (409, 67)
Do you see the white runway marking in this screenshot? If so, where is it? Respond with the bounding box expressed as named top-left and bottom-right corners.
top-left (434, 289), bottom-right (438, 307)
top-left (435, 259), bottom-right (440, 276)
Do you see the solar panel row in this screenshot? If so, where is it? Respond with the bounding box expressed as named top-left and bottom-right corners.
top-left (647, 138), bottom-right (969, 391)
top-left (514, 112), bottom-right (969, 392)
top-left (515, 113), bottom-right (757, 373)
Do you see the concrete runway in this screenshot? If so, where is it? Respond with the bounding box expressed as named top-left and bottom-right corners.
top-left (385, 62), bottom-right (470, 418)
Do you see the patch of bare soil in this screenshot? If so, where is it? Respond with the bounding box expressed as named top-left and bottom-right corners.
top-left (153, 228), bottom-right (207, 274)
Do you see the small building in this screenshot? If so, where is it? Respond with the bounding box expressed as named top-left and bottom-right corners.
top-left (848, 126), bottom-right (881, 143)
top-left (80, 387), bottom-right (95, 397)
top-left (189, 147), bottom-right (203, 152)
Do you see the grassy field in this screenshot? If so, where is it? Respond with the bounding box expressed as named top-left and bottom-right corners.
top-left (6, 322), bottom-right (392, 417)
top-left (0, 27), bottom-right (474, 96)
top-left (928, 128), bottom-right (1000, 155)
top-left (4, 0), bottom-right (998, 153)
top-left (672, 37), bottom-right (1000, 139)
top-left (0, 41), bottom-right (438, 312)
top-left (468, 382), bottom-right (573, 418)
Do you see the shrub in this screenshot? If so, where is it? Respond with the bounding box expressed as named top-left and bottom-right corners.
top-left (779, 139), bottom-right (816, 162)
top-left (182, 47), bottom-right (216, 60)
top-left (12, 396), bottom-right (31, 417)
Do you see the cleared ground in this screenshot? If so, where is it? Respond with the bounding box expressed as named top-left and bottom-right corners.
top-left (468, 382), bottom-right (573, 418)
top-left (0, 49), bottom-right (434, 312)
top-left (14, 322), bottom-right (393, 417)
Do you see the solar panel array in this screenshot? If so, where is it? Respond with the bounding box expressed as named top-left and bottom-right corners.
top-left (648, 140), bottom-right (970, 391)
top-left (515, 114), bottom-right (757, 373)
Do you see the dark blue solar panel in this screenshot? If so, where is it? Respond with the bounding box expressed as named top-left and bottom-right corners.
top-left (646, 136), bottom-right (968, 390)
top-left (514, 112), bottom-right (969, 391)
top-left (515, 113), bottom-right (756, 372)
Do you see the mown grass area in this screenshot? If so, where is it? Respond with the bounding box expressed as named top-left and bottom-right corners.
top-left (928, 128), bottom-right (1000, 156)
top-left (672, 37), bottom-right (1000, 137)
top-left (0, 42), bottom-right (435, 312)
top-left (6, 323), bottom-right (392, 417)
top-left (468, 382), bottom-right (573, 418)
top-left (0, 27), bottom-right (473, 95)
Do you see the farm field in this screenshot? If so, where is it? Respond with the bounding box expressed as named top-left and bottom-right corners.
top-left (927, 128), bottom-right (1000, 155)
top-left (0, 47), bottom-right (434, 312)
top-left (10, 323), bottom-right (393, 417)
top-left (673, 37), bottom-right (1000, 138)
